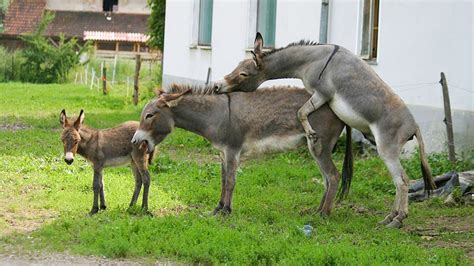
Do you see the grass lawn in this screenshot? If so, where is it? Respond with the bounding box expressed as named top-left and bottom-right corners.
top-left (0, 83), bottom-right (473, 264)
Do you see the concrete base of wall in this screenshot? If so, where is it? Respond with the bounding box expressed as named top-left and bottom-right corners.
top-left (163, 74), bottom-right (474, 155)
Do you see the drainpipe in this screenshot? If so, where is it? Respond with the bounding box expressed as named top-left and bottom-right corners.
top-left (319, 0), bottom-right (329, 44)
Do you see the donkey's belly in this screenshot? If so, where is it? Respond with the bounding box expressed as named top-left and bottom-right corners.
top-left (241, 134), bottom-right (306, 156)
top-left (329, 94), bottom-right (371, 134)
top-left (104, 156), bottom-right (132, 167)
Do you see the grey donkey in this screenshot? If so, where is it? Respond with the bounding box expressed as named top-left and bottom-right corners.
top-left (131, 84), bottom-right (353, 216)
top-left (60, 110), bottom-right (155, 215)
top-left (214, 33), bottom-right (436, 228)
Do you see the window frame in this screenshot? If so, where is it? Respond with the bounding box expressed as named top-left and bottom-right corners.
top-left (359, 0), bottom-right (380, 61)
top-left (247, 0), bottom-right (277, 49)
top-left (191, 0), bottom-right (213, 47)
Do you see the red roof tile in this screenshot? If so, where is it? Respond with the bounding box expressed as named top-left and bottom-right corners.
top-left (3, 0), bottom-right (46, 35)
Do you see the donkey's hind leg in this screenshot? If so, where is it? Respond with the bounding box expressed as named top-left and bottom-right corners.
top-left (129, 162), bottom-right (143, 208)
top-left (306, 109), bottom-right (344, 217)
top-left (374, 135), bottom-right (409, 228)
top-left (312, 150), bottom-right (340, 216)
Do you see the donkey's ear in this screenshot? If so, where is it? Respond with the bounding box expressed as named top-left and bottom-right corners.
top-left (161, 89), bottom-right (191, 107)
top-left (60, 109), bottom-right (68, 128)
top-left (74, 109), bottom-right (85, 129)
top-left (254, 32), bottom-right (264, 55)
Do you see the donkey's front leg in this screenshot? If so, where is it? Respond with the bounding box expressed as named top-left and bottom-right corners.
top-left (297, 92), bottom-right (328, 154)
top-left (90, 166), bottom-right (103, 215)
top-left (221, 150), bottom-right (240, 215)
top-left (138, 168), bottom-right (151, 212)
top-left (129, 163), bottom-right (143, 208)
top-left (213, 152), bottom-right (227, 215)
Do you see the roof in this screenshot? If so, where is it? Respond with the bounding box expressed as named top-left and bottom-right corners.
top-left (45, 11), bottom-right (149, 39)
top-left (84, 31), bottom-right (149, 43)
top-left (3, 0), bottom-right (46, 35)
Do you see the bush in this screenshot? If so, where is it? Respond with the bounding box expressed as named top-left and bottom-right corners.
top-left (0, 46), bottom-right (24, 82)
top-left (19, 12), bottom-right (91, 83)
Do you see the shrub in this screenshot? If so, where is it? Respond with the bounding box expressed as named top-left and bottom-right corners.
top-left (19, 12), bottom-right (91, 83)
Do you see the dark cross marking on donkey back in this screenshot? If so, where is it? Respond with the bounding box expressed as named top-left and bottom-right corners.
top-left (214, 32), bottom-right (436, 228)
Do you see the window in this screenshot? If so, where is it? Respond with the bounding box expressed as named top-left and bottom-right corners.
top-left (360, 0), bottom-right (379, 60)
top-left (198, 0), bottom-right (213, 46)
top-left (256, 0), bottom-right (277, 48)
top-left (97, 42), bottom-right (116, 51)
top-left (103, 0), bottom-right (118, 12)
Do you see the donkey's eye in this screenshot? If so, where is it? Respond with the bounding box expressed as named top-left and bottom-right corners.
top-left (145, 113), bottom-right (154, 119)
top-left (239, 72), bottom-right (249, 77)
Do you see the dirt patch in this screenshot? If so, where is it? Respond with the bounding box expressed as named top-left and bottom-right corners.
top-left (406, 215), bottom-right (474, 260)
top-left (0, 207), bottom-right (58, 237)
top-left (0, 251), bottom-right (170, 265)
top-left (0, 123), bottom-right (31, 131)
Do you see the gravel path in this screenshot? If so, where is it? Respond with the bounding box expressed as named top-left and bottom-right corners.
top-left (0, 252), bottom-right (171, 265)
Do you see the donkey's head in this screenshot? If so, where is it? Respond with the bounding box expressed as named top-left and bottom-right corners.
top-left (59, 109), bottom-right (84, 165)
top-left (131, 89), bottom-right (191, 152)
top-left (214, 32), bottom-right (266, 93)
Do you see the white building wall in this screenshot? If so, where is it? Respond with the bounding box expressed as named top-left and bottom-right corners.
top-left (163, 0), bottom-right (473, 153)
top-left (46, 0), bottom-right (102, 12)
top-left (46, 0), bottom-right (150, 14)
top-left (117, 0), bottom-right (150, 14)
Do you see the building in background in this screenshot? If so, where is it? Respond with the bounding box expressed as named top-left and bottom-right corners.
top-left (162, 0), bottom-right (473, 154)
top-left (0, 0), bottom-right (160, 59)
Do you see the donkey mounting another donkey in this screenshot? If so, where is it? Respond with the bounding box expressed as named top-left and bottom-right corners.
top-left (213, 32), bottom-right (436, 228)
top-left (60, 110), bottom-right (155, 215)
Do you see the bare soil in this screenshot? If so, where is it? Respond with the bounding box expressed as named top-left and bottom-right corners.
top-left (406, 215), bottom-right (474, 261)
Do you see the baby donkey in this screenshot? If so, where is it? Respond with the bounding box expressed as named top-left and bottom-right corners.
top-left (60, 109), bottom-right (154, 215)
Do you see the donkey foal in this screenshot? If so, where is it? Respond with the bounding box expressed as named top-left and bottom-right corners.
top-left (60, 109), bottom-right (154, 215)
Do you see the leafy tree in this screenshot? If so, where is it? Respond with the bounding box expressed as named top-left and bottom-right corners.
top-left (147, 0), bottom-right (166, 51)
top-left (20, 12), bottom-right (91, 83)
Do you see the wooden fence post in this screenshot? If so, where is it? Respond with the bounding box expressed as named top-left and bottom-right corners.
top-left (133, 54), bottom-right (141, 105)
top-left (440, 72), bottom-right (456, 164)
top-left (102, 62), bottom-right (107, 95)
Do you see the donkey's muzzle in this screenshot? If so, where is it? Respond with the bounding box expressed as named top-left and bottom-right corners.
top-left (64, 158), bottom-right (74, 165)
top-left (212, 81), bottom-right (226, 94)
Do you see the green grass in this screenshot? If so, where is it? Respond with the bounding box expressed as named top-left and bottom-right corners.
top-left (0, 83), bottom-right (473, 264)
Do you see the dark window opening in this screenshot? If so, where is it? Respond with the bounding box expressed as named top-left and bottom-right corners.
top-left (120, 42), bottom-right (135, 52)
top-left (103, 0), bottom-right (118, 12)
top-left (97, 42), bottom-right (116, 51)
top-left (360, 0), bottom-right (380, 60)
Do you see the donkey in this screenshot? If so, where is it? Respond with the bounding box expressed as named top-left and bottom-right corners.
top-left (60, 109), bottom-right (154, 215)
top-left (213, 33), bottom-right (436, 228)
top-left (131, 84), bottom-right (353, 216)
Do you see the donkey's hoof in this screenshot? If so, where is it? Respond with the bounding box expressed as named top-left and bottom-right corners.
top-left (220, 206), bottom-right (232, 215)
top-left (143, 210), bottom-right (154, 217)
top-left (100, 205), bottom-right (107, 210)
top-left (377, 217), bottom-right (393, 226)
top-left (88, 208), bottom-right (99, 216)
top-left (378, 211), bottom-right (398, 226)
top-left (386, 219), bottom-right (403, 229)
top-left (212, 207), bottom-right (222, 216)
top-left (318, 210), bottom-right (330, 219)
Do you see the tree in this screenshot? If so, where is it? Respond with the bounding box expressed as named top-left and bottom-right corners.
top-left (147, 0), bottom-right (166, 51)
top-left (20, 12), bottom-right (91, 83)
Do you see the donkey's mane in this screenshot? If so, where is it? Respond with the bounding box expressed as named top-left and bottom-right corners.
top-left (164, 83), bottom-right (216, 95)
top-left (262, 39), bottom-right (321, 58)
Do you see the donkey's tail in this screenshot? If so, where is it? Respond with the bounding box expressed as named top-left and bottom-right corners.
top-left (337, 126), bottom-right (353, 201)
top-left (415, 126), bottom-right (436, 193)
